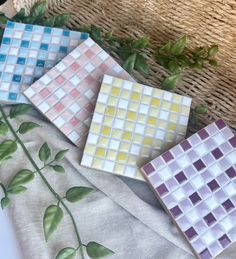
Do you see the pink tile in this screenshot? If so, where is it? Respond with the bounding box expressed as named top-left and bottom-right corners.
top-left (71, 62), bottom-right (80, 71)
top-left (55, 103), bottom-right (65, 112)
top-left (40, 88), bottom-right (51, 98)
top-left (70, 117), bottom-right (80, 126)
top-left (70, 89), bottom-right (80, 99)
top-left (61, 95), bottom-right (74, 106)
top-left (85, 49), bottom-right (95, 59)
top-left (85, 103), bottom-right (95, 113)
top-left (47, 95), bottom-right (58, 106)
top-left (45, 109), bottom-right (58, 121)
top-left (56, 75), bottom-right (65, 84)
top-left (99, 63), bottom-right (109, 73)
top-left (61, 110), bottom-right (73, 120)
top-left (61, 123), bottom-right (73, 135)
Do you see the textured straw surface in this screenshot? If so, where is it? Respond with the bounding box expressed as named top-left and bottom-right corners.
top-left (13, 0), bottom-right (236, 134)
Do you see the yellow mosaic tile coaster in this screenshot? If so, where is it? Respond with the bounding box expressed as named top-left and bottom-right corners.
top-left (81, 75), bottom-right (192, 180)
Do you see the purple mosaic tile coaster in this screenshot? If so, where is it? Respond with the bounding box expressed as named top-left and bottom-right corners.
top-left (141, 119), bottom-right (236, 259)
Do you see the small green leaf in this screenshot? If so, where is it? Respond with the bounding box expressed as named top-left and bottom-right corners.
top-left (189, 113), bottom-right (199, 126)
top-left (160, 41), bottom-right (172, 53)
top-left (12, 8), bottom-right (26, 22)
top-left (167, 60), bottom-right (181, 73)
top-left (0, 140), bottom-right (17, 161)
top-left (1, 197), bottom-right (10, 209)
top-left (8, 186), bottom-right (27, 194)
top-left (155, 54), bottom-right (171, 68)
top-left (170, 36), bottom-right (187, 55)
top-left (39, 143), bottom-right (51, 163)
top-left (0, 121), bottom-right (8, 136)
top-left (18, 122), bottom-right (40, 134)
top-left (43, 205), bottom-right (64, 242)
top-left (0, 14), bottom-right (8, 24)
top-left (161, 74), bottom-right (181, 90)
top-left (42, 16), bottom-right (56, 27)
top-left (54, 14), bottom-right (70, 27)
top-left (50, 165), bottom-right (65, 174)
top-left (86, 242), bottom-right (114, 258)
top-left (134, 54), bottom-right (149, 74)
top-left (117, 46), bottom-right (133, 61)
top-left (55, 149), bottom-right (69, 161)
top-left (90, 25), bottom-right (102, 42)
top-left (123, 53), bottom-right (136, 73)
top-left (208, 59), bottom-right (218, 67)
top-left (55, 247), bottom-right (76, 259)
top-left (208, 45), bottom-right (218, 57)
top-left (30, 0), bottom-right (47, 17)
top-left (194, 106), bottom-right (208, 114)
top-left (8, 169), bottom-right (34, 189)
top-left (66, 186), bottom-right (94, 203)
top-left (9, 104), bottom-right (32, 118)
top-left (133, 37), bottom-right (149, 49)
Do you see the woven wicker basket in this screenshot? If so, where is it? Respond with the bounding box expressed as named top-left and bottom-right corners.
top-left (13, 0), bottom-right (236, 133)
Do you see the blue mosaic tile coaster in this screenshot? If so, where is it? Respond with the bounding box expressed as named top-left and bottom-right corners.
top-left (0, 21), bottom-right (89, 104)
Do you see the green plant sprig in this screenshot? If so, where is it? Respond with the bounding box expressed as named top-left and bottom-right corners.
top-left (189, 105), bottom-right (208, 127)
top-left (0, 104), bottom-right (114, 259)
top-left (156, 36), bottom-right (219, 90)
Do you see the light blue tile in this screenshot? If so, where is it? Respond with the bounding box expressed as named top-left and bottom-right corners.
top-left (0, 91), bottom-right (9, 101)
top-left (22, 32), bottom-right (32, 40)
top-left (4, 28), bottom-right (13, 37)
top-left (38, 50), bottom-right (48, 60)
top-left (31, 42), bottom-right (41, 49)
top-left (19, 48), bottom-right (28, 57)
top-left (49, 44), bottom-right (60, 53)
top-left (27, 58), bottom-right (37, 66)
top-left (42, 34), bottom-right (51, 43)
top-left (22, 76), bottom-right (33, 84)
top-left (14, 23), bottom-right (25, 30)
top-left (33, 25), bottom-right (43, 33)
top-left (52, 28), bottom-right (62, 36)
top-left (10, 83), bottom-right (20, 92)
top-left (14, 65), bottom-right (25, 74)
top-left (61, 37), bottom-right (69, 46)
top-left (2, 73), bottom-right (12, 82)
top-left (0, 45), bottom-right (9, 54)
top-left (6, 56), bottom-right (17, 64)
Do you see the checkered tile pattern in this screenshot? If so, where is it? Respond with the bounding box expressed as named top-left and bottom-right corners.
top-left (141, 120), bottom-right (236, 259)
top-left (81, 75), bottom-right (192, 180)
top-left (0, 21), bottom-right (88, 104)
top-left (24, 38), bottom-right (134, 149)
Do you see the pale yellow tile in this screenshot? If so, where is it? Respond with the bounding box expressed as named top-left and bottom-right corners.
top-left (101, 126), bottom-right (111, 136)
top-left (95, 148), bottom-right (106, 157)
top-left (103, 116), bottom-right (113, 126)
top-left (115, 164), bottom-right (125, 174)
top-left (133, 134), bottom-right (143, 143)
top-left (147, 116), bottom-right (156, 126)
top-left (169, 113), bottom-right (178, 123)
top-left (167, 123), bottom-right (177, 132)
top-left (153, 88), bottom-right (162, 98)
top-left (171, 103), bottom-right (180, 113)
top-left (112, 129), bottom-right (122, 138)
top-left (117, 152), bottom-right (127, 161)
top-left (84, 144), bottom-right (96, 155)
top-left (149, 108), bottom-right (159, 117)
top-left (116, 108), bottom-right (126, 118)
top-left (92, 158), bottom-right (103, 169)
top-left (165, 132), bottom-right (175, 142)
top-left (105, 106), bottom-right (116, 116)
top-left (121, 89), bottom-right (130, 99)
top-left (111, 86), bottom-right (120, 96)
top-left (133, 83), bottom-right (142, 92)
top-left (120, 143), bottom-right (130, 152)
top-left (100, 83), bottom-right (110, 93)
top-left (182, 106), bottom-right (190, 115)
top-left (151, 98), bottom-right (161, 107)
top-left (162, 101), bottom-right (171, 110)
top-left (125, 121), bottom-right (135, 131)
top-left (131, 92), bottom-right (141, 101)
top-left (173, 94), bottom-right (182, 103)
top-left (98, 137), bottom-right (109, 147)
top-left (108, 97), bottom-right (118, 106)
top-left (142, 95), bottom-right (151, 104)
top-left (113, 78), bottom-right (122, 87)
top-left (146, 127), bottom-right (155, 136)
top-left (159, 120), bottom-right (167, 129)
top-left (90, 123), bottom-right (100, 134)
top-left (123, 131), bottom-right (132, 141)
top-left (107, 150), bottom-right (117, 160)
top-left (96, 103), bottom-right (106, 113)
top-left (137, 114), bottom-right (146, 123)
top-left (127, 111), bottom-right (136, 120)
top-left (129, 102), bottom-right (139, 111)
top-left (143, 137), bottom-right (152, 146)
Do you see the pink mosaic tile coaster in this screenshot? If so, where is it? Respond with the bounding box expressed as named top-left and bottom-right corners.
top-left (141, 120), bottom-right (236, 259)
top-left (24, 38), bottom-right (134, 149)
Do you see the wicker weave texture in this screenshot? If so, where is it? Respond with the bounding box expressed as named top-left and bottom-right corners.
top-left (13, 0), bottom-right (236, 133)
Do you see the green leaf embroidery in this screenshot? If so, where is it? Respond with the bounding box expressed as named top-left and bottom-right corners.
top-left (0, 121), bottom-right (8, 136)
top-left (55, 149), bottom-right (69, 161)
top-left (9, 104), bottom-right (32, 118)
top-left (0, 140), bottom-right (17, 161)
top-left (8, 186), bottom-right (27, 194)
top-left (50, 165), bottom-right (65, 174)
top-left (86, 242), bottom-right (114, 258)
top-left (1, 197), bottom-right (10, 209)
top-left (208, 59), bottom-right (218, 67)
top-left (90, 25), bottom-right (102, 42)
top-left (66, 186), bottom-right (94, 203)
top-left (123, 53), bottom-right (136, 73)
top-left (161, 74), bottom-right (181, 90)
top-left (167, 60), bottom-right (181, 74)
top-left (18, 122), bottom-right (40, 134)
top-left (43, 205), bottom-right (64, 242)
top-left (30, 0), bottom-right (46, 18)
top-left (55, 247), bottom-right (76, 259)
top-left (8, 169), bottom-right (35, 189)
top-left (39, 143), bottom-right (51, 163)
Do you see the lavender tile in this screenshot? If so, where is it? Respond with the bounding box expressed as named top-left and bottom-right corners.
top-left (215, 119), bottom-right (226, 130)
top-left (168, 161), bottom-right (180, 173)
top-left (225, 166), bottom-right (236, 178)
top-left (216, 174), bottom-right (228, 187)
top-left (179, 198), bottom-right (192, 212)
top-left (202, 154), bottom-right (215, 166)
top-left (187, 150), bottom-right (198, 162)
top-left (222, 199), bottom-right (235, 212)
top-left (185, 227), bottom-right (198, 240)
top-left (175, 171), bottom-right (187, 184)
top-left (204, 212), bottom-right (216, 226)
top-left (194, 159), bottom-right (206, 171)
top-left (180, 139), bottom-right (192, 151)
top-left (208, 241), bottom-right (222, 257)
top-left (170, 205), bottom-right (182, 218)
top-left (218, 234), bottom-right (231, 248)
top-left (212, 206), bottom-right (226, 221)
top-left (166, 178), bottom-right (178, 190)
top-left (229, 136), bottom-right (236, 148)
top-left (198, 186), bottom-right (211, 200)
top-left (194, 220), bottom-right (208, 235)
top-left (171, 145), bottom-right (183, 158)
top-left (156, 183), bottom-right (168, 196)
top-left (152, 157), bottom-right (165, 169)
top-left (189, 134), bottom-right (201, 147)
top-left (220, 141), bottom-right (233, 154)
top-left (212, 148), bottom-right (223, 159)
top-left (162, 151), bottom-right (174, 163)
top-left (198, 128), bottom-right (209, 140)
top-left (207, 180), bottom-right (220, 192)
top-left (199, 249), bottom-right (212, 259)
top-left (189, 192), bottom-right (202, 205)
top-left (221, 127), bottom-right (234, 141)
top-left (184, 165), bottom-right (196, 178)
top-left (142, 162), bottom-right (155, 175)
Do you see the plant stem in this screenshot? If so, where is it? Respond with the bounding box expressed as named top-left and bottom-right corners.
top-left (0, 182), bottom-right (7, 196)
top-left (0, 105), bottom-right (85, 259)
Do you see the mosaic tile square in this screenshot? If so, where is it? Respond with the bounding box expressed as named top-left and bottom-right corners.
top-left (81, 75), bottom-right (192, 180)
top-left (141, 119), bottom-right (236, 258)
top-left (0, 21), bottom-right (89, 104)
top-left (24, 38), bottom-right (134, 149)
